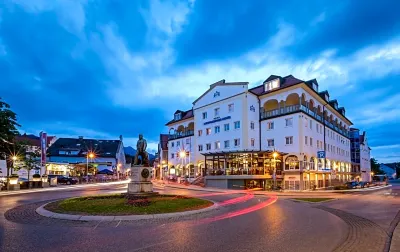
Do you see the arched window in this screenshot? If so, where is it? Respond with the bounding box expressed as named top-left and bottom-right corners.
top-left (318, 158), bottom-right (323, 170)
top-left (285, 155), bottom-right (299, 170)
top-left (310, 157), bottom-right (315, 170)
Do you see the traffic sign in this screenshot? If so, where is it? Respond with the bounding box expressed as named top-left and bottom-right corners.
top-left (317, 151), bottom-right (326, 159)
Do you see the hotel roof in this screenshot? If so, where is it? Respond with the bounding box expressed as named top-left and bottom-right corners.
top-left (165, 109), bottom-right (194, 126)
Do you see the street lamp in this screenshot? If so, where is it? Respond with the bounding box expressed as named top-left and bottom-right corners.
top-left (161, 160), bottom-right (166, 180)
top-left (7, 155), bottom-right (18, 190)
top-left (179, 151), bottom-right (186, 177)
top-left (272, 152), bottom-right (278, 189)
top-left (117, 163), bottom-right (122, 180)
top-left (87, 152), bottom-right (95, 184)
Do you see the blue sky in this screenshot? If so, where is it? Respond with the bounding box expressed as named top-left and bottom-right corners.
top-left (0, 0), bottom-right (399, 161)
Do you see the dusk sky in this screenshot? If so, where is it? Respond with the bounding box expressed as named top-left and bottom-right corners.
top-left (0, 0), bottom-right (399, 161)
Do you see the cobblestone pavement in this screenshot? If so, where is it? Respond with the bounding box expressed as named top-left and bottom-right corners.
top-left (1, 186), bottom-right (349, 252)
top-left (388, 210), bottom-right (400, 252)
top-left (316, 205), bottom-right (389, 252)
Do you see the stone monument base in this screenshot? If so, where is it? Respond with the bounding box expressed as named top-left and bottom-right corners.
top-left (128, 182), bottom-right (154, 194)
top-left (127, 165), bottom-right (158, 196)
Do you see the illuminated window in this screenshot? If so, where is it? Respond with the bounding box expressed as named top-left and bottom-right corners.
top-left (265, 79), bottom-right (280, 91)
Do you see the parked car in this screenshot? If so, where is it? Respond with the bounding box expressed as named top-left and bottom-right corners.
top-left (359, 181), bottom-right (370, 188)
top-left (345, 181), bottom-right (358, 189)
top-left (47, 175), bottom-right (78, 185)
top-left (18, 178), bottom-right (29, 189)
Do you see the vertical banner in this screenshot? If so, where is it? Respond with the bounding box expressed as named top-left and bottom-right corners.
top-left (40, 132), bottom-right (47, 173)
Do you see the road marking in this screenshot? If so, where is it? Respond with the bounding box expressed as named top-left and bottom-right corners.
top-left (129, 240), bottom-right (174, 252)
top-left (115, 220), bottom-right (122, 228)
top-left (93, 219), bottom-right (103, 230)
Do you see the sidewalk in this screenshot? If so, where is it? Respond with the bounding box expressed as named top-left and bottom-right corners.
top-left (391, 222), bottom-right (400, 252)
top-left (154, 181), bottom-right (392, 196)
top-left (0, 180), bottom-right (129, 197)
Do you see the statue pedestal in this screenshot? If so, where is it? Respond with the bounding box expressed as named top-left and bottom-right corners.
top-left (127, 165), bottom-right (157, 195)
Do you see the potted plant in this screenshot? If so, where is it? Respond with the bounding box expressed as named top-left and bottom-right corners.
top-left (41, 174), bottom-right (48, 183)
top-left (9, 174), bottom-right (19, 185)
top-left (32, 174), bottom-right (41, 182)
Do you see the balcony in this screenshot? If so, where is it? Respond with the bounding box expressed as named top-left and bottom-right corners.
top-left (260, 104), bottom-right (349, 137)
top-left (168, 130), bottom-right (194, 140)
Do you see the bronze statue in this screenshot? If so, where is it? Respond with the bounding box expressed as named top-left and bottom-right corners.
top-left (134, 134), bottom-right (149, 166)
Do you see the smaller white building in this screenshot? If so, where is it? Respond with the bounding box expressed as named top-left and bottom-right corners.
top-left (359, 132), bottom-right (371, 181)
top-left (380, 164), bottom-right (397, 179)
top-left (46, 136), bottom-right (126, 176)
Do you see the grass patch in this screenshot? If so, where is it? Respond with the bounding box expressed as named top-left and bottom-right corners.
top-left (292, 198), bottom-right (334, 203)
top-left (45, 194), bottom-right (213, 215)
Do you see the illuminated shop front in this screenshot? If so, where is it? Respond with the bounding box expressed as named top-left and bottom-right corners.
top-left (203, 150), bottom-right (286, 190)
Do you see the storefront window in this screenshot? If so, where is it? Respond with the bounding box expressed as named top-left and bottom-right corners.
top-left (285, 156), bottom-right (299, 170)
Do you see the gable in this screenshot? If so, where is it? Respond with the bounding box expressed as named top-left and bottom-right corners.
top-left (193, 81), bottom-right (248, 109)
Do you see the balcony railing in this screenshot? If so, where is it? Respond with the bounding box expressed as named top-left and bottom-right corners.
top-left (168, 130), bottom-right (194, 140)
top-left (260, 105), bottom-right (349, 137)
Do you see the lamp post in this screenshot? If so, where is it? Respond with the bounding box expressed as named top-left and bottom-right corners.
top-left (161, 160), bottom-right (166, 180)
top-left (117, 163), bottom-right (122, 180)
top-left (273, 152), bottom-right (278, 189)
top-left (179, 150), bottom-right (186, 178)
top-left (7, 156), bottom-right (17, 190)
top-left (87, 152), bottom-right (94, 184)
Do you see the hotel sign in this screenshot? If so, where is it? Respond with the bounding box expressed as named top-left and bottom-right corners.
top-left (204, 116), bottom-right (231, 125)
top-left (317, 151), bottom-right (325, 159)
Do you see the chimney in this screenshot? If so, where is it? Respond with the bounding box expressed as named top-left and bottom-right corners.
top-left (119, 135), bottom-right (123, 141)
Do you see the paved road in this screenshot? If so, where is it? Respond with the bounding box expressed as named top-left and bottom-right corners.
top-left (0, 183), bottom-right (399, 252)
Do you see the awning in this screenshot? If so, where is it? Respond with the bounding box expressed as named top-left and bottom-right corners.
top-left (97, 169), bottom-right (114, 175)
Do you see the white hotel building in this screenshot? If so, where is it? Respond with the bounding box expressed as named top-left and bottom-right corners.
top-left (164, 75), bottom-right (357, 190)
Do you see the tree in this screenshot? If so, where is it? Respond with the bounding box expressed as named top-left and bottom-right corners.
top-left (370, 158), bottom-right (384, 175)
top-left (0, 98), bottom-right (20, 159)
top-left (22, 149), bottom-right (41, 188)
top-left (11, 143), bottom-right (41, 188)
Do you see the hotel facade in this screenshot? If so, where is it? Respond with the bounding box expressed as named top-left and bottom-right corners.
top-left (162, 75), bottom-right (368, 190)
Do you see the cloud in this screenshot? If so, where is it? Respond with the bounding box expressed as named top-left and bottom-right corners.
top-left (12, 0), bottom-right (87, 35)
top-left (352, 93), bottom-right (400, 125)
top-left (372, 144), bottom-right (400, 150)
top-left (110, 30), bottom-right (399, 107)
top-left (311, 12), bottom-right (326, 26)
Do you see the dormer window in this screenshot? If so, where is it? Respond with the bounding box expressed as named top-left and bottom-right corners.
top-left (313, 83), bottom-right (318, 92)
top-left (174, 113), bottom-right (182, 120)
top-left (325, 94), bottom-right (329, 101)
top-left (334, 104), bottom-right (338, 109)
top-left (265, 79), bottom-right (280, 91)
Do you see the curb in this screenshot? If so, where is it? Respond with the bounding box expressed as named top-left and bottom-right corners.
top-left (160, 183), bottom-right (392, 194)
top-left (289, 198), bottom-right (339, 204)
top-left (0, 180), bottom-right (130, 197)
top-left (36, 200), bottom-right (219, 222)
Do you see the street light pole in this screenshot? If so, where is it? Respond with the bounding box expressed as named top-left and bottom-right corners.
top-left (7, 156), bottom-right (17, 190)
top-left (86, 154), bottom-right (89, 184)
top-left (86, 152), bottom-right (94, 184)
top-left (273, 152), bottom-right (278, 189)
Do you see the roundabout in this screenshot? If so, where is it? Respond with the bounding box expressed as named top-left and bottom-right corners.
top-left (2, 182), bottom-right (398, 252)
top-left (36, 194), bottom-right (217, 221)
